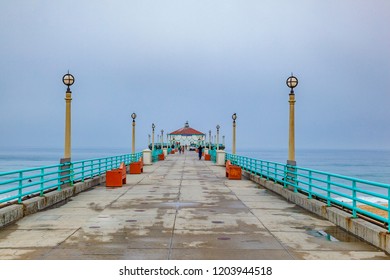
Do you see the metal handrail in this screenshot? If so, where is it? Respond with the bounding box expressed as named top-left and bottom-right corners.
top-left (209, 149), bottom-right (217, 163)
top-left (226, 153), bottom-right (390, 232)
top-left (0, 152), bottom-right (143, 205)
top-left (152, 149), bottom-right (162, 162)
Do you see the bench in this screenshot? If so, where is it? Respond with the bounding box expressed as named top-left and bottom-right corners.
top-left (225, 160), bottom-right (242, 180)
top-left (106, 162), bottom-right (127, 187)
top-left (130, 157), bottom-right (144, 174)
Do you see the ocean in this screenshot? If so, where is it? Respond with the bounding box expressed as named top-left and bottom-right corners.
top-left (237, 148), bottom-right (390, 185)
top-left (0, 147), bottom-right (131, 172)
top-left (1, 146), bottom-right (389, 184)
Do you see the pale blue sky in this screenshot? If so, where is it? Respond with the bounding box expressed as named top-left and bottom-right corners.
top-left (0, 0), bottom-right (389, 152)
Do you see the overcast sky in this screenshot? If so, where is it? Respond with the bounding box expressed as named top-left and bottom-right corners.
top-left (0, 0), bottom-right (389, 154)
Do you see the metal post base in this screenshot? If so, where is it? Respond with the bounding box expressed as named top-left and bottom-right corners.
top-left (60, 157), bottom-right (72, 187)
top-left (286, 160), bottom-right (297, 189)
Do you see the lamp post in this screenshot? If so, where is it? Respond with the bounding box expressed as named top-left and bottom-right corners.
top-left (286, 74), bottom-right (298, 166)
top-left (161, 129), bottom-right (164, 149)
top-left (148, 134), bottom-right (151, 147)
top-left (62, 72), bottom-right (75, 161)
top-left (131, 112), bottom-right (137, 154)
top-left (152, 123), bottom-right (155, 151)
top-left (216, 125), bottom-right (220, 150)
top-left (232, 113), bottom-right (237, 154)
top-left (209, 130), bottom-right (211, 150)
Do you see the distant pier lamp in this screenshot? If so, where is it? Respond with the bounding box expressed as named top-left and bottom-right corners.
top-left (131, 112), bottom-right (137, 154)
top-left (232, 113), bottom-right (237, 154)
top-left (62, 72), bottom-right (75, 161)
top-left (216, 125), bottom-right (220, 150)
top-left (209, 130), bottom-right (211, 150)
top-left (286, 74), bottom-right (298, 166)
top-left (148, 134), bottom-right (151, 147)
top-left (152, 123), bottom-right (155, 151)
top-left (161, 129), bottom-right (164, 149)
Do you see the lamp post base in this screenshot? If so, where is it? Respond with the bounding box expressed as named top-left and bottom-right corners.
top-left (286, 160), bottom-right (297, 190)
top-left (60, 157), bottom-right (72, 187)
top-left (287, 160), bottom-right (296, 166)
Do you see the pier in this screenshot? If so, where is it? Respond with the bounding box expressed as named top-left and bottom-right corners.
top-left (0, 152), bottom-right (389, 260)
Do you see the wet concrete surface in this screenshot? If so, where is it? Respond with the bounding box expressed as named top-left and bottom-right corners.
top-left (0, 152), bottom-right (389, 260)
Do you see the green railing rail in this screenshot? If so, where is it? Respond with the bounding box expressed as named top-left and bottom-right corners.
top-left (226, 153), bottom-right (390, 232)
top-left (152, 149), bottom-right (163, 162)
top-left (0, 152), bottom-right (143, 205)
top-left (209, 149), bottom-right (217, 163)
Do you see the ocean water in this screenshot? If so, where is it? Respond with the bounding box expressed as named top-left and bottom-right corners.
top-left (1, 147), bottom-right (389, 184)
top-left (236, 148), bottom-right (390, 184)
top-left (0, 146), bottom-right (133, 202)
top-left (0, 147), bottom-right (389, 203)
top-left (0, 147), bottom-right (131, 172)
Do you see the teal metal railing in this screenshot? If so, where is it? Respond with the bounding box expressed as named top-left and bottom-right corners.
top-left (152, 149), bottom-right (163, 162)
top-left (0, 152), bottom-right (143, 205)
top-left (226, 153), bottom-right (390, 232)
top-left (209, 149), bottom-right (217, 163)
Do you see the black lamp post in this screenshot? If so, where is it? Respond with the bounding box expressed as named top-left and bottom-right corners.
top-left (232, 113), bottom-right (237, 154)
top-left (286, 74), bottom-right (298, 165)
top-left (161, 129), bottom-right (164, 149)
top-left (151, 123), bottom-right (155, 151)
top-left (62, 72), bottom-right (75, 160)
top-left (209, 130), bottom-right (211, 150)
top-left (216, 125), bottom-right (220, 150)
top-left (131, 112), bottom-right (137, 153)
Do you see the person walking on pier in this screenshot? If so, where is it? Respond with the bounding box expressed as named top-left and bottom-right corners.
top-left (198, 145), bottom-right (203, 160)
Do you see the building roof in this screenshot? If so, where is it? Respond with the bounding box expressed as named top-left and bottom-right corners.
top-left (168, 121), bottom-right (205, 136)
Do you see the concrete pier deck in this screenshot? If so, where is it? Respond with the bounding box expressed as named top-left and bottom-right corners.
top-left (0, 152), bottom-right (389, 260)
